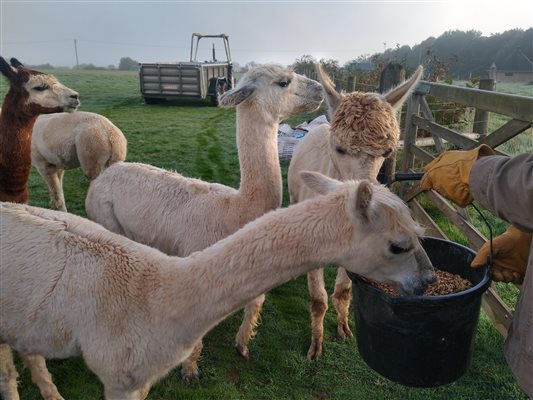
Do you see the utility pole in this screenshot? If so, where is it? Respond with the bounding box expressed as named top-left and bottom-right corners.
top-left (74, 39), bottom-right (79, 68)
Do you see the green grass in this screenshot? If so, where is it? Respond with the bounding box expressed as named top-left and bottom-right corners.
top-left (1, 70), bottom-right (529, 399)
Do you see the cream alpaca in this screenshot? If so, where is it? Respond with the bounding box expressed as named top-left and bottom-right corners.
top-left (0, 172), bottom-right (436, 400)
top-left (32, 111), bottom-right (127, 211)
top-left (85, 64), bottom-right (324, 380)
top-left (288, 64), bottom-right (424, 360)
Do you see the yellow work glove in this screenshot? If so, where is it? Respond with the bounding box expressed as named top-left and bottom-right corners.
top-left (471, 226), bottom-right (532, 284)
top-left (420, 145), bottom-right (496, 207)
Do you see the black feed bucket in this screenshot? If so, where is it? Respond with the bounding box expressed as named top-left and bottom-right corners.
top-left (347, 237), bottom-right (491, 387)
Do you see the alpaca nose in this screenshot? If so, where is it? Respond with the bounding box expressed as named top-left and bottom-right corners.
top-left (70, 93), bottom-right (79, 100)
top-left (425, 270), bottom-right (437, 285)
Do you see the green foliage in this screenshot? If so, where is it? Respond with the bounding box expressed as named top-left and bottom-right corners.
top-left (375, 28), bottom-right (533, 79)
top-left (118, 56), bottom-right (139, 71)
top-left (0, 70), bottom-right (528, 399)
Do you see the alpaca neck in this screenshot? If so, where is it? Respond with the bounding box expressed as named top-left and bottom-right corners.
top-left (0, 95), bottom-right (37, 201)
top-left (236, 103), bottom-right (282, 209)
top-left (163, 193), bottom-right (350, 337)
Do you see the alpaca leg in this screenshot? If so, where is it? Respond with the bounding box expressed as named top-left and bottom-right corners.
top-left (307, 268), bottom-right (328, 360)
top-left (33, 154), bottom-right (67, 211)
top-left (332, 268), bottom-right (353, 339)
top-left (235, 293), bottom-right (265, 359)
top-left (78, 147), bottom-right (105, 181)
top-left (104, 387), bottom-right (143, 400)
top-left (55, 169), bottom-right (66, 212)
top-left (20, 353), bottom-right (64, 400)
top-left (180, 340), bottom-right (203, 382)
top-left (0, 344), bottom-right (20, 400)
top-left (138, 382), bottom-right (152, 400)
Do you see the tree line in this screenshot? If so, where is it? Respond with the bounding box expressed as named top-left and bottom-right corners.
top-left (290, 28), bottom-right (532, 85)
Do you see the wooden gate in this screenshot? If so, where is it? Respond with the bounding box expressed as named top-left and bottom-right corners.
top-left (399, 81), bottom-right (533, 337)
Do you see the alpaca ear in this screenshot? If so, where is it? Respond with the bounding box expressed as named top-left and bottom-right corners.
top-left (383, 65), bottom-right (423, 110)
top-left (10, 58), bottom-right (24, 69)
top-left (354, 180), bottom-right (373, 221)
top-left (218, 85), bottom-right (255, 108)
top-left (0, 56), bottom-right (17, 83)
top-left (316, 64), bottom-right (343, 120)
top-left (301, 171), bottom-right (342, 195)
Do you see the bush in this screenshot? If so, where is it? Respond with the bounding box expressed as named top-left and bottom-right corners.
top-left (119, 57), bottom-right (139, 71)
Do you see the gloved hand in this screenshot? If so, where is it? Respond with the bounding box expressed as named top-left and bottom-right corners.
top-left (471, 225), bottom-right (532, 284)
top-left (420, 144), bottom-right (496, 207)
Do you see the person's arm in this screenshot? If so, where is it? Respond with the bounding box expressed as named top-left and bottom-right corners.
top-left (470, 153), bottom-right (533, 233)
top-left (421, 148), bottom-right (533, 283)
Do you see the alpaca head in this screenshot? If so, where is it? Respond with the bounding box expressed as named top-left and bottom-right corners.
top-left (218, 64), bottom-right (323, 122)
top-left (318, 64), bottom-right (423, 181)
top-left (0, 57), bottom-right (79, 116)
top-left (301, 171), bottom-right (435, 295)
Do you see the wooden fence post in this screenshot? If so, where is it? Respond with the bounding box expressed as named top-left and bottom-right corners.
top-left (401, 94), bottom-right (421, 173)
top-left (378, 63), bottom-right (406, 186)
top-left (473, 78), bottom-right (495, 138)
top-left (347, 75), bottom-right (356, 92)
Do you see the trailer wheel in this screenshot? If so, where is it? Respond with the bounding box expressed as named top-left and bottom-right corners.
top-left (144, 97), bottom-right (161, 105)
top-left (209, 78), bottom-right (228, 107)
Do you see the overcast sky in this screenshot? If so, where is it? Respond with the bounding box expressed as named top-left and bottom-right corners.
top-left (1, 0), bottom-right (532, 68)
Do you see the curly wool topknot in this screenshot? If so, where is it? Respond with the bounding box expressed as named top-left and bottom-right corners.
top-left (331, 92), bottom-right (399, 157)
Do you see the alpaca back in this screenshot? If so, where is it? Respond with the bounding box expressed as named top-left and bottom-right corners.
top-left (33, 111), bottom-right (127, 179)
top-left (86, 162), bottom-right (245, 256)
top-left (0, 202), bottom-right (169, 358)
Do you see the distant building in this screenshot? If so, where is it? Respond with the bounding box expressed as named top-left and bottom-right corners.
top-left (489, 48), bottom-right (533, 83)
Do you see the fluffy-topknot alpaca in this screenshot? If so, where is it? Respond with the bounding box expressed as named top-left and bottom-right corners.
top-left (85, 64), bottom-right (324, 380)
top-left (288, 64), bottom-right (424, 360)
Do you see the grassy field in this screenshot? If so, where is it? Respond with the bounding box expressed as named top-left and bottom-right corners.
top-left (1, 70), bottom-right (529, 399)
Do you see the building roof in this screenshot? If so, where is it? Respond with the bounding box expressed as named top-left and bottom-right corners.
top-left (494, 48), bottom-right (533, 72)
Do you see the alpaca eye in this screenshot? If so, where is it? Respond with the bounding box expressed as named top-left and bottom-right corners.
top-left (389, 243), bottom-right (410, 254)
top-left (383, 148), bottom-right (393, 158)
top-left (33, 85), bottom-right (49, 91)
top-left (277, 80), bottom-right (290, 88)
top-left (336, 147), bottom-right (346, 155)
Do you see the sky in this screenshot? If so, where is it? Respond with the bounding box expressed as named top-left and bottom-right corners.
top-left (1, 0), bottom-right (532, 68)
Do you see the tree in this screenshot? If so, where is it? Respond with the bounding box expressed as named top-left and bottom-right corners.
top-left (319, 58), bottom-right (341, 79)
top-left (118, 57), bottom-right (139, 71)
top-left (292, 55), bottom-right (317, 78)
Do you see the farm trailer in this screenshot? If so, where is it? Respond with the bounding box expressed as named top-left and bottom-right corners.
top-left (139, 33), bottom-right (234, 106)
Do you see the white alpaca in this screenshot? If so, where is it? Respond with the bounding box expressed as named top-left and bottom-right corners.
top-left (0, 172), bottom-right (436, 400)
top-left (288, 64), bottom-right (424, 360)
top-left (32, 111), bottom-right (127, 211)
top-left (85, 64), bottom-right (324, 380)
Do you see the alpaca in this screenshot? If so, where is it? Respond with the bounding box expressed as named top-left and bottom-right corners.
top-left (288, 64), bottom-right (424, 360)
top-left (0, 57), bottom-right (79, 400)
top-left (32, 111), bottom-right (127, 211)
top-left (85, 64), bottom-right (324, 380)
top-left (0, 172), bottom-right (436, 400)
top-left (0, 57), bottom-right (79, 204)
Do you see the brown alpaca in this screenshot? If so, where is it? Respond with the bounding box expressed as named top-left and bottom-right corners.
top-left (0, 57), bottom-right (78, 400)
top-left (0, 57), bottom-right (79, 204)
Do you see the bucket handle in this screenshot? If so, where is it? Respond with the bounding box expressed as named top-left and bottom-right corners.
top-left (391, 172), bottom-right (494, 269)
top-left (469, 203), bottom-right (494, 269)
